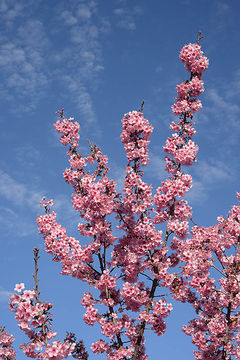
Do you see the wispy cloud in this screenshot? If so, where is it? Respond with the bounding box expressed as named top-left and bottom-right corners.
top-left (113, 5), bottom-right (143, 30)
top-left (0, 0), bottom-right (143, 128)
top-left (0, 17), bottom-right (49, 111)
top-left (60, 76), bottom-right (97, 125)
top-left (203, 85), bottom-right (240, 151)
top-left (0, 170), bottom-right (43, 236)
top-left (225, 68), bottom-right (240, 99)
top-left (14, 144), bottom-right (41, 168)
top-left (109, 162), bottom-right (126, 193)
top-left (212, 1), bottom-right (233, 32)
top-left (0, 0), bottom-right (106, 125)
top-left (216, 2), bottom-right (231, 16)
top-left (52, 1), bottom-right (107, 127)
top-left (0, 286), bottom-right (11, 302)
top-left (186, 159), bottom-right (233, 204)
top-left (59, 1), bottom-right (97, 25)
top-left (0, 169), bottom-right (81, 238)
top-left (0, 0), bottom-right (30, 24)
top-left (0, 206), bottom-right (37, 237)
top-left (193, 159), bottom-right (232, 184)
top-left (185, 179), bottom-right (207, 204)
top-left (155, 65), bottom-right (163, 73)
top-left (145, 152), bottom-right (167, 183)
top-left (144, 153), bottom-right (232, 204)
top-left (0, 170), bottom-right (43, 209)
top-left (208, 88), bottom-right (240, 115)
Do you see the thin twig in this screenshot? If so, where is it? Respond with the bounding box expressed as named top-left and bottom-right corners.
top-left (139, 100), bottom-right (145, 113)
top-left (211, 263), bottom-right (227, 278)
top-left (196, 30), bottom-right (203, 45)
top-left (190, 217), bottom-right (198, 226)
top-left (33, 248), bottom-right (40, 302)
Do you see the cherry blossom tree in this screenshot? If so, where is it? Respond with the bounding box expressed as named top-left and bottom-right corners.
top-left (1, 33), bottom-right (239, 360)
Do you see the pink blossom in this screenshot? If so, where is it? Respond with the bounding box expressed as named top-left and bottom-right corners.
top-left (83, 306), bottom-right (99, 326)
top-left (91, 340), bottom-right (108, 354)
top-left (14, 283), bottom-right (25, 292)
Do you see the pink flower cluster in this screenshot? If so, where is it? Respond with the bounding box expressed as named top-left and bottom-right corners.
top-left (120, 111), bottom-right (153, 166)
top-left (172, 44), bottom-right (208, 120)
top-left (179, 43), bottom-right (209, 76)
top-left (172, 43), bottom-right (208, 119)
top-left (9, 284), bottom-right (75, 359)
top-left (178, 197), bottom-right (240, 359)
top-left (0, 327), bottom-right (16, 360)
top-left (39, 197), bottom-right (53, 214)
top-left (154, 41), bottom-right (208, 265)
top-left (120, 282), bottom-right (149, 312)
top-left (137, 299), bottom-right (172, 336)
top-left (54, 115), bottom-right (80, 149)
top-left (40, 341), bottom-right (75, 360)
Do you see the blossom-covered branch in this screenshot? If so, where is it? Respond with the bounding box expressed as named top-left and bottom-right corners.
top-left (8, 248), bottom-right (86, 359)
top-left (36, 34), bottom-right (211, 360)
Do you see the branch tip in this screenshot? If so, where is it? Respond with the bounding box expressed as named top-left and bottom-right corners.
top-left (196, 30), bottom-right (203, 44)
top-left (139, 100), bottom-right (145, 113)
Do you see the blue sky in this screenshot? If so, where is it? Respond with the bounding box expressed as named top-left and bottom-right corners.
top-left (0, 0), bottom-right (240, 358)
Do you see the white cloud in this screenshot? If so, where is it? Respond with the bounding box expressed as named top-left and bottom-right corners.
top-left (99, 18), bottom-right (111, 34)
top-left (60, 1), bottom-right (97, 25)
top-left (0, 0), bottom-right (141, 126)
top-left (145, 152), bottom-right (167, 182)
top-left (208, 88), bottom-right (240, 114)
top-left (118, 19), bottom-right (136, 30)
top-left (0, 169), bottom-right (81, 237)
top-left (0, 18), bottom-right (48, 110)
top-left (113, 8), bottom-right (124, 16)
top-left (113, 5), bottom-right (143, 31)
top-left (0, 171), bottom-right (28, 206)
top-left (0, 170), bottom-right (45, 210)
top-left (133, 6), bottom-right (143, 15)
top-left (0, 42), bottom-right (25, 66)
top-left (225, 69), bottom-right (240, 98)
top-left (77, 3), bottom-right (92, 19)
top-left (74, 87), bottom-right (96, 124)
top-left (216, 2), bottom-right (231, 16)
top-left (0, 206), bottom-right (37, 237)
top-left (70, 24), bottom-right (99, 44)
top-left (109, 162), bottom-right (126, 193)
top-left (0, 0), bottom-right (30, 23)
top-left (155, 65), bottom-right (163, 73)
top-left (53, 193), bottom-right (80, 229)
top-left (61, 10), bottom-right (78, 25)
top-left (50, 2), bottom-right (106, 127)
top-left (0, 0), bottom-right (8, 12)
top-left (145, 154), bottom-right (229, 205)
top-left (0, 286), bottom-right (11, 302)
top-left (203, 85), bottom-right (240, 149)
top-left (185, 179), bottom-right (207, 204)
top-left (193, 160), bottom-right (231, 184)
top-left (60, 76), bottom-right (97, 125)
top-left (0, 1), bottom-right (104, 121)
top-left (185, 159), bottom-right (233, 204)
top-left (142, 153), bottom-right (233, 205)
top-left (14, 145), bottom-right (40, 168)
